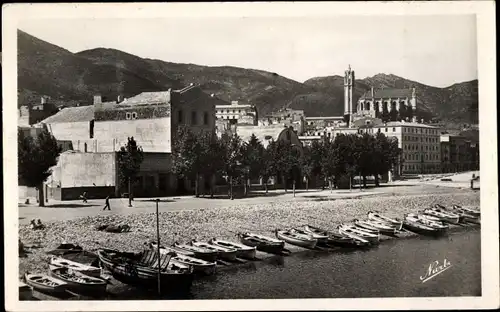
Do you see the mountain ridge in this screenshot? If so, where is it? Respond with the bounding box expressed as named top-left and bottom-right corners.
top-left (17, 30), bottom-right (478, 123)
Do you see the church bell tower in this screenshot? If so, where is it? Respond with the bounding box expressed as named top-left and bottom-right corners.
top-left (344, 65), bottom-right (355, 125)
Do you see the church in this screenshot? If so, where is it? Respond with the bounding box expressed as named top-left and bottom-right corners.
top-left (343, 65), bottom-right (418, 126)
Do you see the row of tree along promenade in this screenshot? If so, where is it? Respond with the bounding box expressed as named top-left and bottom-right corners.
top-left (18, 126), bottom-right (401, 207)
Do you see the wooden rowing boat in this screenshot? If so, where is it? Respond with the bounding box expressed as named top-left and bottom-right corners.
top-left (275, 229), bottom-right (317, 249)
top-left (237, 232), bottom-right (285, 254)
top-left (355, 219), bottom-right (398, 236)
top-left (367, 211), bottom-right (403, 230)
top-left (97, 248), bottom-right (194, 292)
top-left (423, 208), bottom-right (460, 224)
top-left (24, 272), bottom-right (67, 295)
top-left (49, 256), bottom-right (101, 278)
top-left (338, 224), bottom-right (379, 244)
top-left (189, 240), bottom-right (238, 261)
top-left (407, 213), bottom-right (448, 230)
top-left (171, 242), bottom-right (218, 262)
top-left (292, 228), bottom-right (329, 244)
top-left (49, 267), bottom-right (107, 295)
top-left (208, 238), bottom-right (257, 260)
top-left (303, 225), bottom-right (367, 247)
top-left (149, 243), bottom-right (216, 275)
top-left (403, 215), bottom-right (446, 236)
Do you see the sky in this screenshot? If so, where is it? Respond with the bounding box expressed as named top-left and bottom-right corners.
top-left (18, 15), bottom-right (478, 87)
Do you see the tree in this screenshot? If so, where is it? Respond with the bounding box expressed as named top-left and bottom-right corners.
top-left (172, 126), bottom-right (205, 197)
top-left (261, 141), bottom-right (278, 193)
top-left (274, 140), bottom-right (299, 193)
top-left (389, 107), bottom-right (399, 122)
top-left (241, 134), bottom-right (264, 196)
top-left (300, 145), bottom-right (314, 191)
top-left (372, 132), bottom-right (401, 186)
top-left (117, 137), bottom-right (144, 206)
top-left (18, 127), bottom-right (62, 207)
top-left (356, 133), bottom-right (377, 187)
top-left (381, 104), bottom-right (390, 123)
top-left (221, 133), bottom-right (244, 199)
top-left (200, 132), bottom-right (225, 198)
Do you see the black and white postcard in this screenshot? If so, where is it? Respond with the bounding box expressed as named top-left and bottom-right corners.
top-left (3, 1), bottom-right (498, 311)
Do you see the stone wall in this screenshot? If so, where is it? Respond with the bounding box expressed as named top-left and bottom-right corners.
top-left (47, 121), bottom-right (91, 141)
top-left (95, 105), bottom-right (170, 121)
top-left (59, 152), bottom-right (116, 188)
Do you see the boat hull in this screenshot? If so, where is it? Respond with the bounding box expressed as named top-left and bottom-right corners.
top-left (97, 250), bottom-right (194, 293)
top-left (24, 273), bottom-right (67, 296)
top-left (151, 245), bottom-right (217, 276)
top-left (49, 269), bottom-right (107, 295)
top-left (339, 226), bottom-right (379, 244)
top-left (208, 239), bottom-right (257, 260)
top-left (171, 245), bottom-right (218, 262)
top-left (191, 242), bottom-right (238, 261)
top-left (276, 231), bottom-right (317, 249)
top-left (49, 257), bottom-right (101, 278)
top-left (403, 220), bottom-right (445, 236)
top-left (367, 212), bottom-right (403, 231)
top-left (238, 234), bottom-right (285, 254)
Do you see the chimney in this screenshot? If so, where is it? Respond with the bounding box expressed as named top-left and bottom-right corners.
top-left (41, 96), bottom-right (47, 104)
top-left (371, 86), bottom-right (374, 98)
top-left (231, 101), bottom-right (238, 105)
top-left (93, 95), bottom-right (102, 105)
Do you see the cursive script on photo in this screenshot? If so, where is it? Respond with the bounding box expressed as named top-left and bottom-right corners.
top-left (420, 259), bottom-right (453, 283)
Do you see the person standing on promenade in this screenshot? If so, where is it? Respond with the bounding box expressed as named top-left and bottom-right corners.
top-left (80, 191), bottom-right (88, 203)
top-left (103, 195), bottom-right (111, 211)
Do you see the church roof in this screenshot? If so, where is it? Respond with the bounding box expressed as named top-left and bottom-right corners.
top-left (360, 88), bottom-right (413, 99)
top-left (40, 105), bottom-right (94, 124)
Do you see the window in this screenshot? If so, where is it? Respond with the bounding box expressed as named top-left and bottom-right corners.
top-left (132, 112), bottom-right (137, 120)
top-left (203, 112), bottom-right (209, 125)
top-left (393, 127), bottom-right (396, 132)
top-left (191, 111), bottom-right (197, 125)
top-left (89, 120), bottom-right (94, 139)
top-left (84, 143), bottom-right (87, 153)
top-left (178, 110), bottom-right (184, 123)
top-left (126, 112), bottom-right (132, 120)
top-left (385, 128), bottom-right (388, 132)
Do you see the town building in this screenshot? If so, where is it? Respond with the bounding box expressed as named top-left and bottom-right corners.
top-left (18, 96), bottom-right (59, 126)
top-left (366, 121), bottom-right (441, 175)
top-left (305, 116), bottom-right (345, 131)
top-left (40, 84), bottom-right (222, 200)
top-left (259, 108), bottom-right (306, 135)
top-left (215, 101), bottom-right (258, 125)
top-left (440, 133), bottom-right (479, 173)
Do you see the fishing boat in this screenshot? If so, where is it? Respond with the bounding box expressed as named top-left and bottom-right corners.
top-left (292, 228), bottom-right (329, 244)
top-left (367, 211), bottom-right (403, 230)
top-left (237, 232), bottom-right (285, 254)
top-left (423, 208), bottom-right (460, 224)
top-left (407, 213), bottom-right (448, 231)
top-left (97, 248), bottom-right (194, 292)
top-left (149, 243), bottom-right (217, 275)
top-left (189, 240), bottom-right (238, 261)
top-left (303, 225), bottom-right (367, 247)
top-left (403, 215), bottom-right (445, 236)
top-left (353, 219), bottom-right (381, 234)
top-left (49, 267), bottom-right (107, 295)
top-left (338, 224), bottom-right (379, 244)
top-left (275, 229), bottom-right (317, 249)
top-left (438, 204), bottom-right (481, 223)
top-left (450, 204), bottom-right (480, 217)
top-left (49, 256), bottom-right (101, 278)
top-left (417, 213), bottom-right (441, 222)
top-left (24, 272), bottom-right (67, 295)
top-left (171, 242), bottom-right (218, 262)
top-left (356, 219), bottom-right (399, 236)
top-left (208, 238), bottom-right (257, 260)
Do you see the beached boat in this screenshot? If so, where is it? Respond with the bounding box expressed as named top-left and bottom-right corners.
top-left (303, 225), bottom-right (367, 247)
top-left (275, 229), bottom-right (317, 249)
top-left (367, 211), bottom-right (403, 230)
top-left (292, 228), bottom-right (329, 244)
top-left (24, 272), bottom-right (67, 295)
top-left (97, 248), bottom-right (194, 292)
top-left (407, 213), bottom-right (448, 231)
top-left (338, 224), bottom-right (379, 244)
top-left (450, 204), bottom-right (480, 217)
top-left (237, 232), bottom-right (285, 254)
top-left (49, 256), bottom-right (101, 278)
top-left (356, 219), bottom-right (399, 236)
top-left (437, 204), bottom-right (481, 223)
top-left (208, 238), bottom-right (257, 260)
top-left (49, 267), bottom-right (107, 295)
top-left (171, 242), bottom-right (218, 262)
top-left (189, 240), bottom-right (238, 261)
top-left (149, 243), bottom-right (217, 275)
top-left (423, 208), bottom-right (460, 224)
top-left (403, 215), bottom-right (445, 236)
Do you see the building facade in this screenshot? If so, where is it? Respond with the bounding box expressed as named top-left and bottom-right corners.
top-left (215, 101), bottom-right (258, 125)
top-left (40, 84), bottom-right (220, 199)
top-left (18, 96), bottom-right (59, 127)
top-left (260, 108), bottom-right (305, 135)
top-left (369, 122), bottom-right (441, 175)
top-left (440, 134), bottom-right (479, 173)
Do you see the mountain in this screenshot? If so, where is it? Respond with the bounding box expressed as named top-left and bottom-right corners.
top-left (17, 30), bottom-right (478, 123)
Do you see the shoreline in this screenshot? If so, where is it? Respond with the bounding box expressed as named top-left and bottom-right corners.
top-left (19, 190), bottom-right (480, 281)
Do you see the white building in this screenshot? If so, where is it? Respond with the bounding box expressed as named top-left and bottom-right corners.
top-left (215, 101), bottom-right (258, 125)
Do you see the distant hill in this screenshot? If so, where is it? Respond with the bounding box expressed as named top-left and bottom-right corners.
top-left (18, 30), bottom-right (478, 123)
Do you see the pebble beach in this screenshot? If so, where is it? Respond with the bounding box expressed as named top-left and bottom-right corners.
top-left (18, 187), bottom-right (480, 278)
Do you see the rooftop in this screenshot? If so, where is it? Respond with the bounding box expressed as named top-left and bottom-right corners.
top-left (373, 121), bottom-right (439, 129)
top-left (305, 116), bottom-right (344, 120)
top-left (360, 88), bottom-right (414, 99)
top-left (122, 91), bottom-right (171, 106)
top-left (39, 105), bottom-right (94, 124)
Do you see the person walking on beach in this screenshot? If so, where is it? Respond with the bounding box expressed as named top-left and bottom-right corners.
top-left (103, 195), bottom-right (111, 211)
top-left (80, 192), bottom-right (88, 203)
